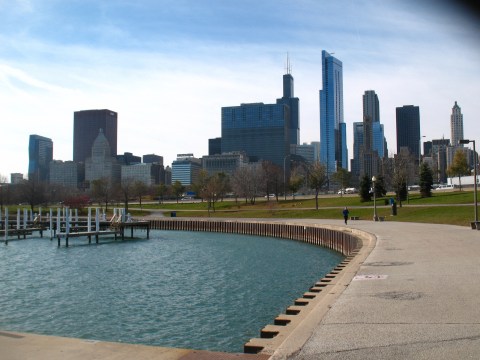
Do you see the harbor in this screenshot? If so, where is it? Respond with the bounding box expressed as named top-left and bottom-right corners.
top-left (0, 207), bottom-right (150, 246)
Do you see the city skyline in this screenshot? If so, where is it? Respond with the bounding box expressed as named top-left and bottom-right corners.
top-left (1, 0), bottom-right (479, 178)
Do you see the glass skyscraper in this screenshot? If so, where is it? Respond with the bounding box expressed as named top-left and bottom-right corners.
top-left (320, 50), bottom-right (347, 176)
top-left (396, 105), bottom-right (420, 159)
top-left (28, 134), bottom-right (53, 182)
top-left (221, 103), bottom-right (290, 168)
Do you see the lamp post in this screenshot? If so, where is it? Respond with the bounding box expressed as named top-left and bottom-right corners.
top-left (372, 176), bottom-right (378, 221)
top-left (459, 139), bottom-right (478, 227)
top-left (0, 184), bottom-right (3, 213)
top-left (283, 155), bottom-right (290, 201)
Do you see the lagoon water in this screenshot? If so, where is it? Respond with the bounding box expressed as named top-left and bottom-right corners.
top-left (0, 230), bottom-right (343, 353)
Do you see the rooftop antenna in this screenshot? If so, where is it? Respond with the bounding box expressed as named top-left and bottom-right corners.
top-left (285, 52), bottom-right (292, 74)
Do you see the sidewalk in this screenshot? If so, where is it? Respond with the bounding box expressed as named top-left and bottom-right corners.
top-left (271, 220), bottom-right (480, 359)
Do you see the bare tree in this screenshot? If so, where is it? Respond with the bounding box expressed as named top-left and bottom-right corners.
top-left (393, 149), bottom-right (416, 206)
top-left (172, 180), bottom-right (185, 203)
top-left (331, 168), bottom-right (351, 196)
top-left (133, 180), bottom-right (149, 208)
top-left (262, 161), bottom-right (282, 200)
top-left (19, 179), bottom-right (47, 212)
top-left (154, 183), bottom-right (168, 204)
top-left (192, 169), bottom-right (209, 202)
top-left (231, 166), bottom-right (250, 204)
top-left (288, 168), bottom-right (304, 200)
top-left (119, 177), bottom-right (135, 212)
top-left (200, 174), bottom-right (225, 214)
top-left (231, 164), bottom-right (264, 205)
top-left (90, 177), bottom-right (114, 212)
top-left (308, 161), bottom-right (327, 209)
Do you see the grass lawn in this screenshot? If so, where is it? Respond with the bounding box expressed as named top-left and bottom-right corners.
top-left (139, 190), bottom-right (478, 228)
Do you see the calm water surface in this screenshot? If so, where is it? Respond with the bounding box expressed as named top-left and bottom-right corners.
top-left (0, 230), bottom-right (343, 353)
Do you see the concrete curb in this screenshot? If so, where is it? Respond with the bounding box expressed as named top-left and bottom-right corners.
top-left (244, 227), bottom-right (377, 358)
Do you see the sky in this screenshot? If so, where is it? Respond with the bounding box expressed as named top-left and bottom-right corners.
top-left (1, 0), bottom-right (479, 180)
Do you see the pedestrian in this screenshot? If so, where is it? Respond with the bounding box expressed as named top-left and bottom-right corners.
top-left (342, 207), bottom-right (349, 225)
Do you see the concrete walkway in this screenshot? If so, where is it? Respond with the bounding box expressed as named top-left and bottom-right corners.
top-left (2, 219), bottom-right (479, 359)
top-left (269, 219), bottom-right (480, 360)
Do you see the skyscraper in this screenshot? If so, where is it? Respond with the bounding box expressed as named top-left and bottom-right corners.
top-left (450, 101), bottom-right (464, 147)
top-left (276, 57), bottom-right (300, 146)
top-left (396, 105), bottom-right (420, 159)
top-left (320, 50), bottom-right (347, 176)
top-left (221, 102), bottom-right (290, 168)
top-left (73, 109), bottom-right (118, 163)
top-left (221, 71), bottom-right (292, 169)
top-left (28, 134), bottom-right (53, 182)
top-left (363, 90), bottom-right (380, 123)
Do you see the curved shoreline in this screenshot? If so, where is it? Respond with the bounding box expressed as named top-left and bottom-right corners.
top-left (147, 217), bottom-right (376, 356)
top-left (1, 218), bottom-right (376, 359)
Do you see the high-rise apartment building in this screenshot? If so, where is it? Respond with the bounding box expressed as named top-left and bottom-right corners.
top-left (396, 105), bottom-right (420, 159)
top-left (450, 101), bottom-right (464, 147)
top-left (320, 50), bottom-right (347, 176)
top-left (28, 134), bottom-right (53, 182)
top-left (73, 109), bottom-right (118, 163)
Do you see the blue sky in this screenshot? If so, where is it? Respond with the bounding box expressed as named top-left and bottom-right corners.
top-left (1, 0), bottom-right (479, 178)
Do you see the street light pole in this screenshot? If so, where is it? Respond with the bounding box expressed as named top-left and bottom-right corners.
top-left (459, 139), bottom-right (478, 227)
top-left (372, 176), bottom-right (378, 221)
top-left (283, 155), bottom-right (289, 201)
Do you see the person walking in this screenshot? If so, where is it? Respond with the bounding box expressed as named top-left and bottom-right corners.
top-left (342, 207), bottom-right (349, 225)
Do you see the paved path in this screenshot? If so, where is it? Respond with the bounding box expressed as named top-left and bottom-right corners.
top-left (269, 219), bottom-right (480, 360)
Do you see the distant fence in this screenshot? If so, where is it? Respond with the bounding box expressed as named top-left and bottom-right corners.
top-left (149, 219), bottom-right (360, 256)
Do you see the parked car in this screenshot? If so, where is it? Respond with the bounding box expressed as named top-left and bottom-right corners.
top-left (339, 188), bottom-right (357, 194)
top-left (435, 184), bottom-right (454, 190)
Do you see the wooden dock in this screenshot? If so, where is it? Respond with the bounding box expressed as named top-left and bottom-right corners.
top-left (56, 221), bottom-right (150, 247)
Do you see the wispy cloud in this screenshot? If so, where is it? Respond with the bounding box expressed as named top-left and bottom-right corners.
top-left (0, 0), bottom-right (479, 177)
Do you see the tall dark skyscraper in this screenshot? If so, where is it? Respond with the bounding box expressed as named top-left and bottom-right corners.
top-left (363, 90), bottom-right (380, 123)
top-left (220, 71), bottom-right (293, 169)
top-left (276, 57), bottom-right (300, 146)
top-left (320, 50), bottom-right (347, 176)
top-left (73, 109), bottom-right (118, 163)
top-left (396, 105), bottom-right (420, 158)
top-left (221, 102), bottom-right (290, 168)
top-left (28, 134), bottom-right (53, 182)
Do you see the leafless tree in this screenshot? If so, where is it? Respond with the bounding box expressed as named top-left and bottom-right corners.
top-left (231, 164), bottom-right (264, 205)
top-left (261, 161), bottom-right (282, 201)
top-left (308, 161), bottom-right (327, 209)
top-left (90, 177), bottom-right (114, 212)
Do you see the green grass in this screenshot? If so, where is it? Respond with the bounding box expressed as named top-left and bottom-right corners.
top-left (142, 190), bottom-right (478, 227)
top-left (14, 190), bottom-right (476, 227)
